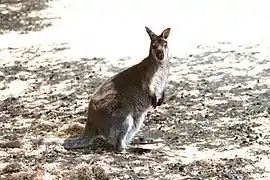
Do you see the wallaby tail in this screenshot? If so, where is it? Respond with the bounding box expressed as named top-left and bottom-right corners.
top-left (63, 107), bottom-right (97, 149)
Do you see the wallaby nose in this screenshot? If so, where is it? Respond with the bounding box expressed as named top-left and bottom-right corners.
top-left (156, 51), bottom-right (164, 60)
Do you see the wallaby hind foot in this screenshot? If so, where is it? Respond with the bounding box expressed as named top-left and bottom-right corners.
top-left (63, 136), bottom-right (92, 149)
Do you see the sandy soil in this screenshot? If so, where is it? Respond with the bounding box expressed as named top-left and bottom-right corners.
top-left (1, 1), bottom-right (270, 180)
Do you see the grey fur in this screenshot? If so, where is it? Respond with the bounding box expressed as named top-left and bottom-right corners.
top-left (63, 26), bottom-right (171, 153)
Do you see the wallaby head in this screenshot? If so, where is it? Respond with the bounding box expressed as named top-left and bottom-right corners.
top-left (145, 26), bottom-right (171, 61)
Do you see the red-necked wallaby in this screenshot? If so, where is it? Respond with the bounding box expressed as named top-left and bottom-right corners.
top-left (63, 26), bottom-right (171, 152)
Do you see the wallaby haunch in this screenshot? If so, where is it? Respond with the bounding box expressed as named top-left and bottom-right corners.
top-left (63, 26), bottom-right (171, 152)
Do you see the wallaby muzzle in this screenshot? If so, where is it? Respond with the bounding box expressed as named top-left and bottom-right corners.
top-left (156, 50), bottom-right (165, 60)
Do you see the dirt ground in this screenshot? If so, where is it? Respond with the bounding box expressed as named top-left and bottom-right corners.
top-left (1, 1), bottom-right (270, 180)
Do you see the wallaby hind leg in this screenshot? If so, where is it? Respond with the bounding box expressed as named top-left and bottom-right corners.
top-left (112, 115), bottom-right (133, 152)
top-left (125, 114), bottom-right (146, 145)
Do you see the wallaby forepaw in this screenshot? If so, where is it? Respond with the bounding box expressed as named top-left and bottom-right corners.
top-left (157, 91), bottom-right (165, 106)
top-left (151, 95), bottom-right (157, 108)
top-left (157, 98), bottom-right (164, 106)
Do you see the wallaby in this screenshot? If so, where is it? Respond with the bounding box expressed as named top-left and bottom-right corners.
top-left (63, 26), bottom-right (171, 152)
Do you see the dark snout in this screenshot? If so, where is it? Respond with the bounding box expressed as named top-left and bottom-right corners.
top-left (156, 50), bottom-right (164, 60)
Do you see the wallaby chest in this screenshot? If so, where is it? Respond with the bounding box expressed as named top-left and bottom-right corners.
top-left (149, 61), bottom-right (169, 99)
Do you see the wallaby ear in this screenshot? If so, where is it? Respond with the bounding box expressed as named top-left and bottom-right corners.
top-left (145, 26), bottom-right (156, 40)
top-left (160, 28), bottom-right (171, 39)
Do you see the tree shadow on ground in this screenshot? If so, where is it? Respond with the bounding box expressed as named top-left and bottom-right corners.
top-left (0, 0), bottom-right (58, 34)
top-left (0, 42), bottom-right (269, 179)
top-left (0, 43), bottom-right (125, 142)
top-left (144, 44), bottom-right (270, 153)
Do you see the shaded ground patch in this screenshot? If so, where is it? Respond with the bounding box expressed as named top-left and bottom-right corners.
top-left (0, 0), bottom-right (58, 34)
top-left (1, 43), bottom-right (270, 179)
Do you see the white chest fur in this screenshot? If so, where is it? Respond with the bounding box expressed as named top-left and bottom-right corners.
top-left (149, 62), bottom-right (169, 99)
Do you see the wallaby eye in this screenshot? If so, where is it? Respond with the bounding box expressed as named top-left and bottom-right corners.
top-left (152, 43), bottom-right (157, 48)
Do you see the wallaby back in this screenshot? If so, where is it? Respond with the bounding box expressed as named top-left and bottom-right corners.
top-left (63, 26), bottom-right (171, 152)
